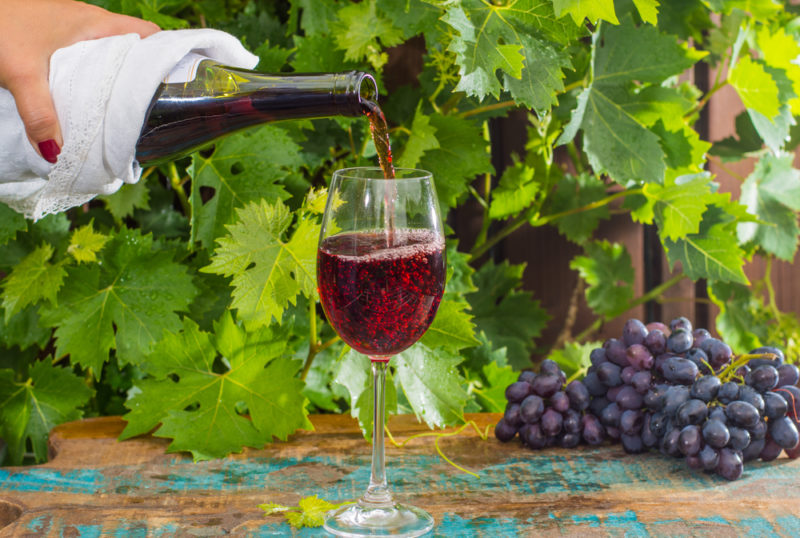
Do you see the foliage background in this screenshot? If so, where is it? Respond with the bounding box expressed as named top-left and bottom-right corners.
top-left (2, 0), bottom-right (800, 465)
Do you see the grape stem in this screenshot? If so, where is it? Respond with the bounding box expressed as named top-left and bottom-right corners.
top-left (384, 420), bottom-right (490, 479)
top-left (717, 353), bottom-right (778, 383)
top-left (167, 163), bottom-right (191, 218)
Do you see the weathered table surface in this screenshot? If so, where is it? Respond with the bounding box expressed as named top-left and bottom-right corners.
top-left (1, 413), bottom-right (799, 537)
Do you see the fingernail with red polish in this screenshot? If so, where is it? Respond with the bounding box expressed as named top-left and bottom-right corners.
top-left (38, 139), bottom-right (61, 164)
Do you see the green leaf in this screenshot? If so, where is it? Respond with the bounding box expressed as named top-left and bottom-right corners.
top-left (708, 281), bottom-right (765, 354)
top-left (701, 0), bottom-right (782, 18)
top-left (632, 0), bottom-right (660, 24)
top-left (291, 34), bottom-right (352, 73)
top-left (190, 126), bottom-right (300, 249)
top-left (258, 502), bottom-right (290, 516)
top-left (0, 202), bottom-right (26, 247)
top-left (40, 229), bottom-right (197, 375)
top-left (0, 361), bottom-right (92, 464)
top-left (641, 173), bottom-right (714, 241)
top-left (332, 350), bottom-right (396, 439)
top-left (102, 180), bottom-right (150, 221)
top-left (203, 199), bottom-right (319, 327)
top-left (728, 56), bottom-right (781, 121)
top-left (394, 343), bottom-right (468, 428)
top-left (570, 240), bottom-right (634, 317)
top-left (548, 341), bottom-right (598, 379)
top-left (418, 114), bottom-right (493, 208)
top-left (468, 261), bottom-right (549, 369)
top-left (121, 312), bottom-right (311, 460)
top-left (546, 173), bottom-right (610, 243)
top-left (420, 299), bottom-right (480, 353)
top-left (289, 0), bottom-right (338, 35)
top-left (758, 25), bottom-right (800, 116)
top-left (67, 221), bottom-right (110, 264)
top-left (397, 105), bottom-right (439, 169)
top-left (475, 361), bottom-right (517, 413)
top-left (553, 0), bottom-right (619, 25)
top-left (710, 111), bottom-right (763, 161)
top-left (737, 153), bottom-right (800, 261)
top-left (444, 241), bottom-right (477, 297)
top-left (662, 205), bottom-right (749, 284)
top-left (2, 244), bottom-right (65, 322)
top-left (332, 0), bottom-right (403, 70)
top-left (489, 161), bottom-right (539, 220)
top-left (0, 305), bottom-right (50, 351)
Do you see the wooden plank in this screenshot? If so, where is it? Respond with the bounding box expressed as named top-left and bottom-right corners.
top-left (1, 413), bottom-right (799, 536)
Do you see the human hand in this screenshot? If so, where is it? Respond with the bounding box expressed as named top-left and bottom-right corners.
top-left (0, 0), bottom-right (159, 163)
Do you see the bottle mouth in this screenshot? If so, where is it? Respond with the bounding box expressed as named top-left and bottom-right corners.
top-left (335, 71), bottom-right (379, 116)
top-left (356, 73), bottom-right (379, 104)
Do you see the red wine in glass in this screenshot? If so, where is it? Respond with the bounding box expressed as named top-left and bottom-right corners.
top-left (317, 229), bottom-right (445, 359)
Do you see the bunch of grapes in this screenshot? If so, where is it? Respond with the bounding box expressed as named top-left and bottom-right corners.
top-left (495, 316), bottom-right (800, 481)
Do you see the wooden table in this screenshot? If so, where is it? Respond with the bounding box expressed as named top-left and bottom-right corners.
top-left (1, 413), bottom-right (799, 536)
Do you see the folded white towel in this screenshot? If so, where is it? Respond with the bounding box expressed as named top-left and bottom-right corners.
top-left (0, 29), bottom-right (258, 219)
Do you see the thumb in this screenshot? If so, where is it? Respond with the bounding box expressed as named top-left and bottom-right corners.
top-left (7, 69), bottom-right (63, 163)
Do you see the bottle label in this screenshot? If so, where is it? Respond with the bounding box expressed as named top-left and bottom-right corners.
top-left (163, 52), bottom-right (210, 84)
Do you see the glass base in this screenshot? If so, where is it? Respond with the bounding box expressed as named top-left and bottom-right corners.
top-left (323, 502), bottom-right (434, 537)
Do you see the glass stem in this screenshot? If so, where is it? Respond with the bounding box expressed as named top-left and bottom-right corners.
top-left (361, 360), bottom-right (393, 507)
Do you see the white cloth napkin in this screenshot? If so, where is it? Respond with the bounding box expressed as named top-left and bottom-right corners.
top-left (0, 29), bottom-right (258, 220)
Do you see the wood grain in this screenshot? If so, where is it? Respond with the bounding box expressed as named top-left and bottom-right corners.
top-left (1, 413), bottom-right (799, 536)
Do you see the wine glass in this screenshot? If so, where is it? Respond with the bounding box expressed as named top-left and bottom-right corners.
top-left (317, 167), bottom-right (446, 537)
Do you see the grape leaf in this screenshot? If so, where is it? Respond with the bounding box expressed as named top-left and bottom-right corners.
top-left (67, 221), bottom-right (109, 264)
top-left (710, 111), bottom-right (763, 161)
top-left (394, 343), bottom-right (468, 428)
top-left (0, 361), bottom-right (92, 464)
top-left (1, 244), bottom-right (65, 323)
top-left (467, 260), bottom-right (549, 370)
top-left (548, 341), bottom-right (599, 379)
top-left (553, 0), bottom-right (619, 25)
top-left (708, 281), bottom-right (765, 354)
top-left (728, 56), bottom-right (781, 121)
top-left (445, 240), bottom-right (477, 298)
top-left (570, 240), bottom-right (634, 317)
top-left (638, 173), bottom-right (714, 241)
top-left (121, 312), bottom-right (310, 460)
top-left (332, 0), bottom-right (403, 70)
top-left (332, 349), bottom-right (397, 439)
top-left (489, 161), bottom-right (539, 220)
top-left (397, 105), bottom-right (439, 169)
top-left (662, 205), bottom-right (749, 284)
top-left (0, 213), bottom-right (70, 272)
top-left (418, 114), bottom-right (493, 208)
top-left (475, 361), bottom-right (518, 413)
top-left (737, 153), bottom-right (800, 261)
top-left (291, 34), bottom-right (353, 73)
top-left (622, 86), bottom-right (696, 131)
top-left (632, 0), bottom-right (660, 24)
top-left (288, 0), bottom-right (338, 36)
top-left (701, 0), bottom-right (782, 18)
top-left (420, 299), bottom-right (480, 353)
top-left (746, 64), bottom-right (796, 154)
top-left (101, 180), bottom-right (150, 221)
top-left (443, 0), bottom-right (575, 110)
top-left (190, 126), bottom-right (300, 249)
top-left (546, 173), bottom-right (610, 243)
top-left (203, 199), bottom-right (319, 327)
top-left (0, 202), bottom-right (26, 247)
top-left (0, 305), bottom-right (50, 351)
top-left (758, 26), bottom-right (800, 116)
top-left (40, 229), bottom-right (197, 376)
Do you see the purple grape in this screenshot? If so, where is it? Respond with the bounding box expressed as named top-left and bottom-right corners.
top-left (631, 370), bottom-right (652, 394)
top-left (777, 364), bottom-right (800, 388)
top-left (604, 338), bottom-right (629, 367)
top-left (619, 409), bottom-right (644, 435)
top-left (520, 394), bottom-right (545, 423)
top-left (518, 370), bottom-right (536, 384)
top-left (596, 362), bottom-right (623, 387)
top-left (588, 396), bottom-right (610, 417)
top-left (583, 371), bottom-right (607, 396)
top-left (582, 415), bottom-right (605, 445)
top-left (565, 380), bottom-right (590, 411)
top-left (504, 403), bottom-right (524, 427)
top-left (644, 329), bottom-right (667, 355)
top-left (678, 424), bottom-right (702, 456)
top-left (563, 409), bottom-right (581, 434)
top-left (605, 426), bottom-right (621, 440)
top-left (520, 423), bottom-right (546, 449)
top-left (727, 427), bottom-right (751, 451)
top-left (685, 348), bottom-right (711, 374)
top-left (621, 366), bottom-right (636, 385)
top-left (746, 365), bottom-right (780, 393)
top-left (690, 375), bottom-right (721, 402)
top-left (616, 385), bottom-right (644, 410)
top-left (670, 316), bottom-right (692, 333)
top-left (707, 339), bottom-right (732, 369)
top-left (559, 432), bottom-right (581, 448)
top-left (726, 401), bottom-right (760, 429)
top-left (600, 402), bottom-right (621, 428)
top-left (708, 405), bottom-right (726, 422)
top-left (660, 428), bottom-right (682, 457)
top-left (675, 399), bottom-right (708, 427)
top-left (776, 385), bottom-right (800, 421)
top-left (641, 413), bottom-right (659, 447)
top-left (759, 437), bottom-right (783, 461)
top-left (505, 381), bottom-right (532, 403)
top-left (743, 438), bottom-right (766, 462)
top-left (495, 418), bottom-right (517, 442)
top-left (738, 386), bottom-right (765, 414)
top-left (769, 416), bottom-right (800, 449)
top-left (646, 321), bottom-right (669, 334)
top-left (550, 391), bottom-right (570, 413)
top-left (692, 328), bottom-right (712, 349)
top-left (621, 433), bottom-right (646, 453)
top-left (748, 419), bottom-right (767, 440)
top-left (649, 411), bottom-right (669, 437)
top-left (749, 346), bottom-right (785, 364)
top-left (702, 419), bottom-right (730, 448)
top-left (532, 373), bottom-right (561, 398)
top-left (717, 448), bottom-right (743, 480)
top-left (541, 408), bottom-right (563, 436)
top-left (736, 365), bottom-right (751, 379)
top-left (717, 381), bottom-right (740, 404)
top-left (626, 344), bottom-right (654, 370)
top-left (608, 386), bottom-right (624, 402)
top-left (686, 454), bottom-right (703, 471)
top-left (623, 319), bottom-right (648, 346)
top-left (589, 347), bottom-right (607, 366)
top-left (764, 392), bottom-right (788, 420)
top-left (662, 356), bottom-right (699, 385)
top-left (663, 385), bottom-right (690, 415)
top-left (699, 445), bottom-right (719, 470)
top-left (643, 384), bottom-right (667, 410)
top-left (666, 329), bottom-right (693, 354)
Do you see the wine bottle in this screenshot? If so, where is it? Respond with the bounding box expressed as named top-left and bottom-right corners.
top-left (135, 54), bottom-right (378, 164)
